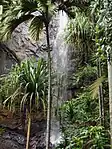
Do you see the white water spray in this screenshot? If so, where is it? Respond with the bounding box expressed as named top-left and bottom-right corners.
top-left (53, 11), bottom-right (68, 74)
top-left (50, 11), bottom-right (68, 146)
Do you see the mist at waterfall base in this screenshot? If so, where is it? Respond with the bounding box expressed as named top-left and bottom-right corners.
top-left (50, 11), bottom-right (68, 147)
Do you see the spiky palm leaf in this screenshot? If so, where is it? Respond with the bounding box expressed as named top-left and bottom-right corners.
top-left (89, 76), bottom-right (106, 99)
top-left (0, 14), bottom-right (34, 40)
top-left (19, 58), bottom-right (48, 111)
top-left (65, 11), bottom-right (94, 49)
top-left (0, 0), bottom-right (11, 9)
top-left (0, 58), bottom-right (48, 111)
top-left (0, 0), bottom-right (89, 41)
top-left (29, 16), bottom-right (44, 41)
top-left (0, 0), bottom-right (57, 41)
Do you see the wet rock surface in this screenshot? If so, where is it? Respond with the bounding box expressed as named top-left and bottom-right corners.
top-left (0, 122), bottom-right (47, 149)
top-left (0, 120), bottom-right (49, 149)
top-left (0, 109), bottom-right (50, 149)
top-left (0, 138), bottom-right (23, 149)
top-left (6, 16), bottom-right (59, 61)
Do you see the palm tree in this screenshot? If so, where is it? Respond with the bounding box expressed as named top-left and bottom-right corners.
top-left (100, 0), bottom-right (112, 146)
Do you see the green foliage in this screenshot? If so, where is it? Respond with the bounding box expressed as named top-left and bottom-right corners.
top-left (72, 65), bottom-right (97, 88)
top-left (58, 1), bottom-right (111, 148)
top-left (56, 126), bottom-right (109, 149)
top-left (0, 0), bottom-right (56, 41)
top-left (0, 57), bottom-right (48, 112)
top-left (65, 10), bottom-right (94, 60)
top-left (0, 0), bottom-right (111, 148)
top-left (0, 128), bottom-right (5, 135)
top-left (29, 16), bottom-right (44, 41)
top-left (91, 0), bottom-right (112, 52)
top-left (0, 66), bottom-right (20, 109)
top-left (60, 91), bottom-right (99, 124)
top-left (89, 76), bottom-right (106, 99)
top-left (64, 6), bottom-right (96, 65)
top-left (56, 89), bottom-right (110, 149)
top-left (65, 12), bottom-right (94, 46)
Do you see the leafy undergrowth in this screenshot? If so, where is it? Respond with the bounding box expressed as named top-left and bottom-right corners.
top-left (0, 128), bottom-right (5, 135)
top-left (56, 91), bottom-right (110, 149)
top-left (56, 126), bottom-right (110, 149)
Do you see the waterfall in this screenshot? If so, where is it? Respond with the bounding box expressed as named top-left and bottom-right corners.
top-left (54, 11), bottom-right (68, 72)
top-left (50, 11), bottom-right (68, 147)
top-left (53, 11), bottom-right (68, 101)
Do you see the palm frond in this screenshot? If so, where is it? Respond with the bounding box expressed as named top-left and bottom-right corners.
top-left (0, 0), bottom-right (12, 9)
top-left (37, 0), bottom-right (48, 7)
top-left (0, 57), bottom-right (48, 112)
top-left (89, 76), bottom-right (106, 99)
top-left (0, 14), bottom-right (34, 41)
top-left (0, 5), bottom-right (3, 15)
top-left (29, 16), bottom-right (44, 41)
top-left (20, 93), bottom-right (29, 111)
top-left (65, 11), bottom-right (94, 49)
top-left (18, 58), bottom-right (48, 110)
top-left (19, 0), bottom-right (38, 13)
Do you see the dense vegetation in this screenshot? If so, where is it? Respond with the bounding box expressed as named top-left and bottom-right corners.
top-left (0, 0), bottom-right (112, 149)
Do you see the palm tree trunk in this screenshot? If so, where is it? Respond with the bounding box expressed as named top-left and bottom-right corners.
top-left (97, 58), bottom-right (104, 126)
top-left (26, 111), bottom-right (31, 149)
top-left (0, 51), bottom-right (5, 75)
top-left (107, 49), bottom-right (112, 149)
top-left (45, 19), bottom-right (52, 149)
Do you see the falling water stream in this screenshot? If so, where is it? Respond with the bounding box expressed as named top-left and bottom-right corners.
top-left (50, 11), bottom-right (69, 147)
top-left (53, 11), bottom-right (68, 103)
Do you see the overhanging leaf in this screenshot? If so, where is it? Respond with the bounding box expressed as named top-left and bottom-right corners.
top-left (29, 16), bottom-right (44, 41)
top-left (0, 14), bottom-right (33, 41)
top-left (89, 76), bottom-right (106, 99)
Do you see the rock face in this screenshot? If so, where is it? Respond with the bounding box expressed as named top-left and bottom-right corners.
top-left (6, 18), bottom-right (58, 60)
top-left (0, 122), bottom-right (48, 149)
top-left (0, 109), bottom-right (49, 149)
top-left (0, 15), bottom-right (59, 74)
top-left (0, 138), bottom-right (23, 149)
top-left (7, 23), bottom-right (42, 60)
top-left (0, 46), bottom-right (16, 75)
